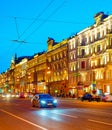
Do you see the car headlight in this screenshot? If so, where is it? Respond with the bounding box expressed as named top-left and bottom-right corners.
top-left (53, 99), bottom-right (57, 103)
top-left (6, 94), bottom-right (11, 98)
top-left (41, 100), bottom-right (46, 104)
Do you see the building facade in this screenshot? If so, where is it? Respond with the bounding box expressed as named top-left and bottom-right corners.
top-left (68, 12), bottom-right (112, 97)
top-left (46, 37), bottom-right (68, 96)
top-left (0, 12), bottom-right (112, 97)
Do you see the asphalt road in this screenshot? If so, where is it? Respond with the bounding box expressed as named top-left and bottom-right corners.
top-left (0, 97), bottom-right (112, 130)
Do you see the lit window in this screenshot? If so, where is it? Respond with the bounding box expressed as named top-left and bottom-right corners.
top-left (73, 42), bottom-right (76, 48)
top-left (106, 71), bottom-right (111, 80)
top-left (70, 43), bottom-right (72, 50)
top-left (107, 85), bottom-right (110, 93)
top-left (95, 60), bottom-right (97, 66)
top-left (70, 53), bottom-right (73, 60)
top-left (73, 64), bottom-right (76, 71)
top-left (74, 53), bottom-right (76, 59)
top-left (85, 47), bottom-right (89, 55)
top-left (104, 56), bottom-right (107, 64)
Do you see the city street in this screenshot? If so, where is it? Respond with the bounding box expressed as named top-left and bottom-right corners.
top-left (0, 97), bottom-right (112, 130)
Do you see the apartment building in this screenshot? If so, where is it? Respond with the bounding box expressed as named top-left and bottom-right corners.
top-left (46, 37), bottom-right (68, 96)
top-left (68, 12), bottom-right (112, 97)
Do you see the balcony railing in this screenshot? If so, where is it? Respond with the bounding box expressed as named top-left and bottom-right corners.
top-left (91, 64), bottom-right (105, 69)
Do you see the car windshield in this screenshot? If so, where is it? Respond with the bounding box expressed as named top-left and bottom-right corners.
top-left (39, 94), bottom-right (52, 99)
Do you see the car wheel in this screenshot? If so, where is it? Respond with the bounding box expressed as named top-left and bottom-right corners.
top-left (33, 100), bottom-right (38, 107)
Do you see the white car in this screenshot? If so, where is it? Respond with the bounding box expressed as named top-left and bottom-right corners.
top-left (102, 94), bottom-right (112, 102)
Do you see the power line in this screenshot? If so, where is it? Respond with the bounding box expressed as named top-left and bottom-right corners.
top-left (11, 16), bottom-right (91, 25)
top-left (14, 17), bottom-right (20, 39)
top-left (18, 0), bottom-right (55, 40)
top-left (24, 0), bottom-right (66, 41)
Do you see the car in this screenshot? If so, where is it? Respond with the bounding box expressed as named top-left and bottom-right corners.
top-left (2, 93), bottom-right (11, 98)
top-left (102, 94), bottom-right (112, 102)
top-left (81, 93), bottom-right (100, 102)
top-left (19, 92), bottom-right (27, 98)
top-left (31, 93), bottom-right (57, 108)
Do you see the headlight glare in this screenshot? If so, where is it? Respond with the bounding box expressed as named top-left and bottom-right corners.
top-left (41, 100), bottom-right (46, 104)
top-left (53, 99), bottom-right (57, 103)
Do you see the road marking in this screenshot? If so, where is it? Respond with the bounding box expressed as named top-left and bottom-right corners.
top-left (52, 112), bottom-right (78, 118)
top-left (88, 119), bottom-right (112, 126)
top-left (0, 109), bottom-right (48, 130)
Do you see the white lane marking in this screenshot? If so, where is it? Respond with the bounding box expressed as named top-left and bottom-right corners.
top-left (52, 112), bottom-right (78, 118)
top-left (88, 119), bottom-right (112, 126)
top-left (0, 109), bottom-right (48, 130)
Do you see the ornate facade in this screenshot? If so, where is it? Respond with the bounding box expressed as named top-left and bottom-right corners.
top-left (46, 38), bottom-right (68, 96)
top-left (68, 12), bottom-right (112, 97)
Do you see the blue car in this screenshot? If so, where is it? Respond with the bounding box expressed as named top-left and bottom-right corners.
top-left (31, 94), bottom-right (57, 108)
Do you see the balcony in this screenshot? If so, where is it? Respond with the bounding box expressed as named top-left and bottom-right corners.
top-left (91, 64), bottom-right (105, 69)
top-left (77, 54), bottom-right (91, 58)
top-left (106, 45), bottom-right (112, 50)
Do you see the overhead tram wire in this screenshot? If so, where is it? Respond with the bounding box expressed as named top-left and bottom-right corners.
top-left (24, 0), bottom-right (66, 41)
top-left (9, 0), bottom-right (55, 59)
top-left (11, 17), bottom-right (27, 43)
top-left (17, 0), bottom-right (55, 40)
top-left (12, 16), bottom-right (91, 25)
top-left (14, 17), bottom-right (20, 39)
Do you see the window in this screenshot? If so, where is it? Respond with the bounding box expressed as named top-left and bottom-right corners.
top-left (53, 55), bottom-right (55, 61)
top-left (81, 38), bottom-right (86, 46)
top-left (106, 70), bottom-right (111, 80)
top-left (102, 30), bottom-right (104, 37)
top-left (97, 32), bottom-right (100, 39)
top-left (60, 52), bottom-right (63, 58)
top-left (82, 49), bottom-right (85, 56)
top-left (111, 38), bottom-right (112, 46)
top-left (81, 61), bottom-right (85, 69)
top-left (88, 36), bottom-right (91, 43)
top-left (56, 54), bottom-right (59, 59)
top-left (73, 52), bottom-right (76, 59)
top-left (93, 47), bottom-right (95, 53)
top-left (97, 45), bottom-right (100, 52)
top-left (92, 35), bottom-right (95, 42)
top-left (63, 51), bottom-right (66, 57)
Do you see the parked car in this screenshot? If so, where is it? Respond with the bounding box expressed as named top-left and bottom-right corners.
top-left (102, 94), bottom-right (112, 102)
top-left (81, 93), bottom-right (100, 102)
top-left (31, 93), bottom-right (57, 108)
